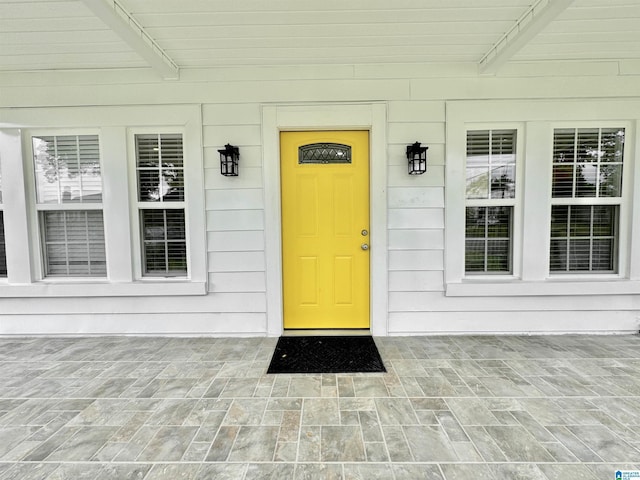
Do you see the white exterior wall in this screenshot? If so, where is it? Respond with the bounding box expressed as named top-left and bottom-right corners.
top-left (1, 63), bottom-right (640, 335)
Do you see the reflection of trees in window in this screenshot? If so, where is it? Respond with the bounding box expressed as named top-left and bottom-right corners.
top-left (32, 135), bottom-right (102, 203)
top-left (136, 134), bottom-right (184, 202)
top-left (466, 130), bottom-right (516, 200)
top-left (550, 127), bottom-right (623, 274)
top-left (552, 128), bottom-right (623, 199)
top-left (465, 129), bottom-right (517, 275)
top-left (135, 133), bottom-right (187, 277)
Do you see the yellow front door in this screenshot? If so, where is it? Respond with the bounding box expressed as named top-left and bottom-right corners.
top-left (281, 131), bottom-right (370, 329)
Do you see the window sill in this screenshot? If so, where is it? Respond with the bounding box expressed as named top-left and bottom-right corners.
top-left (446, 278), bottom-right (640, 297)
top-left (0, 280), bottom-right (207, 297)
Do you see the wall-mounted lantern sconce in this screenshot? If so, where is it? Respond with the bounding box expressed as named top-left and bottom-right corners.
top-left (406, 141), bottom-right (428, 175)
top-left (218, 144), bottom-right (239, 176)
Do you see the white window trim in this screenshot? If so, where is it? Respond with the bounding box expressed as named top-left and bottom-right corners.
top-left (128, 128), bottom-right (190, 280)
top-left (463, 123), bottom-right (524, 279)
top-left (0, 105), bottom-right (206, 297)
top-left (26, 129), bottom-right (105, 280)
top-left (548, 122), bottom-right (628, 276)
top-left (445, 99), bottom-right (640, 297)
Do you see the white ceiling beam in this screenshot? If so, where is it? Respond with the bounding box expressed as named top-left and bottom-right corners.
top-left (81, 0), bottom-right (179, 80)
top-left (479, 0), bottom-right (574, 75)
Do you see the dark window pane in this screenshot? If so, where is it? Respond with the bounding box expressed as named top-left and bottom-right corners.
top-left (165, 210), bottom-right (186, 240)
top-left (140, 209), bottom-right (187, 276)
top-left (577, 128), bottom-right (599, 163)
top-left (160, 134), bottom-right (184, 168)
top-left (465, 206), bottom-right (512, 274)
top-left (552, 165), bottom-right (574, 197)
top-left (592, 206), bottom-right (614, 236)
top-left (575, 163), bottom-right (597, 197)
top-left (465, 239), bottom-right (486, 272)
top-left (550, 206), bottom-right (569, 237)
top-left (0, 212), bottom-right (6, 277)
top-left (465, 207), bottom-right (486, 238)
top-left (553, 129), bottom-right (575, 163)
top-left (568, 239), bottom-right (592, 271)
top-left (550, 205), bottom-right (617, 273)
top-left (299, 143), bottom-right (351, 164)
top-left (136, 134), bottom-right (185, 202)
top-left (592, 239), bottom-right (614, 270)
top-left (487, 240), bottom-right (510, 271)
top-left (569, 205), bottom-right (592, 237)
top-left (599, 164), bottom-right (622, 197)
top-left (466, 131), bottom-right (489, 159)
top-left (136, 135), bottom-right (160, 167)
top-left (600, 129), bottom-right (625, 163)
top-left (161, 169), bottom-right (185, 201)
top-left (490, 130), bottom-right (516, 161)
top-left (549, 239), bottom-right (568, 271)
top-left (553, 128), bottom-right (624, 199)
top-left (490, 165), bottom-right (515, 199)
top-left (138, 170), bottom-right (161, 202)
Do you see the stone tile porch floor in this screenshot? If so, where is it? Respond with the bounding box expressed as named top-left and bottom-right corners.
top-left (0, 335), bottom-right (639, 479)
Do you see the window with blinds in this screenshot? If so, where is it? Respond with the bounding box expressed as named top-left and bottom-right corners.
top-left (0, 213), bottom-right (5, 278)
top-left (32, 135), bottom-right (106, 277)
top-left (0, 165), bottom-right (5, 277)
top-left (135, 133), bottom-right (187, 277)
top-left (465, 129), bottom-right (517, 274)
top-left (550, 128), bottom-right (624, 273)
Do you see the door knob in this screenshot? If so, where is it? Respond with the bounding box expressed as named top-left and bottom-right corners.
top-left (361, 243), bottom-right (369, 251)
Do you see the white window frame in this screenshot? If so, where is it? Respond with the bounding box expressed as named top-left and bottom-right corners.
top-left (27, 129), bottom-right (106, 279)
top-left (446, 100), bottom-right (639, 297)
top-left (464, 124), bottom-right (523, 278)
top-left (128, 128), bottom-right (190, 280)
top-left (549, 123), bottom-right (627, 276)
top-left (0, 162), bottom-right (5, 278)
top-left (0, 105), bottom-right (206, 297)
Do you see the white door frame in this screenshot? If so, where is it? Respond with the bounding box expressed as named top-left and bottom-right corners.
top-left (262, 103), bottom-right (389, 336)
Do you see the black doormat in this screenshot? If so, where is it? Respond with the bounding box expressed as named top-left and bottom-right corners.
top-left (267, 335), bottom-right (386, 374)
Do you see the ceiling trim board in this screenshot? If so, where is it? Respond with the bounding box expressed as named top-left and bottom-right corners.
top-left (80, 0), bottom-right (180, 80)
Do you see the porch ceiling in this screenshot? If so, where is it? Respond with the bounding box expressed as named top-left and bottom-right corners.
top-left (1, 0), bottom-right (639, 78)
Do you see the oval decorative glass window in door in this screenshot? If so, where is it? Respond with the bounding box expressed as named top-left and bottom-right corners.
top-left (298, 143), bottom-right (352, 164)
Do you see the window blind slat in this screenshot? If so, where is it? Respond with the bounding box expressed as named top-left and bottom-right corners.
top-left (552, 128), bottom-right (624, 199)
top-left (549, 205), bottom-right (616, 273)
top-left (33, 135), bottom-right (102, 204)
top-left (140, 209), bottom-right (187, 276)
top-left (41, 210), bottom-right (106, 277)
top-left (136, 134), bottom-right (184, 202)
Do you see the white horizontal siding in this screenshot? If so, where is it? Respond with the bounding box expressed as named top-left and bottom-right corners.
top-left (388, 311), bottom-right (640, 335)
top-left (0, 294), bottom-right (267, 314)
top-left (0, 313), bottom-right (266, 336)
top-left (203, 103), bottom-right (267, 302)
top-left (389, 292), bottom-right (640, 313)
top-left (389, 271), bottom-right (445, 292)
top-left (389, 230), bottom-right (444, 250)
top-left (207, 231), bottom-right (264, 252)
top-left (208, 272), bottom-right (266, 293)
top-left (385, 99), bottom-right (447, 333)
top-left (206, 210), bottom-right (264, 231)
top-left (0, 66), bottom-right (639, 336)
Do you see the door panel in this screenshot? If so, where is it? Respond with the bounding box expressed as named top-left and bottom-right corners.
top-left (281, 131), bottom-right (370, 329)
